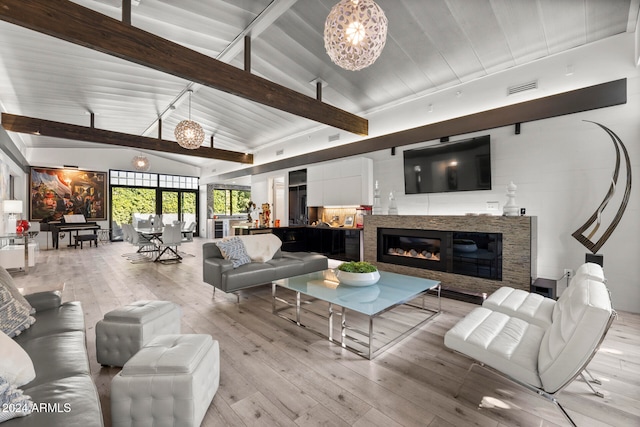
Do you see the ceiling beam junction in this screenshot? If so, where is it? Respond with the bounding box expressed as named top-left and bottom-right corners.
top-left (1, 113), bottom-right (253, 164)
top-left (141, 0), bottom-right (300, 139)
top-left (122, 0), bottom-right (131, 25)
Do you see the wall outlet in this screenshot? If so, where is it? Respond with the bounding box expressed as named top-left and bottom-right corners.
top-left (564, 268), bottom-right (573, 279)
top-left (486, 201), bottom-right (500, 211)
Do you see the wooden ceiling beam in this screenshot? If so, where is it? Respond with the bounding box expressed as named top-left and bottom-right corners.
top-left (0, 0), bottom-right (368, 136)
top-left (1, 113), bottom-right (253, 164)
top-left (216, 78), bottom-right (627, 179)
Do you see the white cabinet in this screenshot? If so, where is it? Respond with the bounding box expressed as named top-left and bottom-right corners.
top-left (307, 165), bottom-right (324, 206)
top-left (307, 158), bottom-right (373, 206)
top-left (307, 165), bottom-right (324, 183)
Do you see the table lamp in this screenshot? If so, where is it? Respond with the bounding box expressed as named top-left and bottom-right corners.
top-left (3, 200), bottom-right (22, 234)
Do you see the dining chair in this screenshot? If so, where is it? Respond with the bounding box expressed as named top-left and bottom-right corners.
top-left (121, 223), bottom-right (132, 243)
top-left (181, 222), bottom-right (196, 242)
top-left (124, 224), bottom-right (156, 259)
top-left (151, 214), bottom-right (163, 228)
top-left (111, 221), bottom-right (124, 241)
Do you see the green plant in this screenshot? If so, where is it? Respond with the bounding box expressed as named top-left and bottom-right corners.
top-left (337, 261), bottom-right (378, 273)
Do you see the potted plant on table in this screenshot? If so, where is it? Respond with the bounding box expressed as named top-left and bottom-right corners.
top-left (336, 261), bottom-right (380, 286)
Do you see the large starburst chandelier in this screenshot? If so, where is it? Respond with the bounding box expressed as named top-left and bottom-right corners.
top-left (174, 89), bottom-right (204, 149)
top-left (324, 0), bottom-right (388, 71)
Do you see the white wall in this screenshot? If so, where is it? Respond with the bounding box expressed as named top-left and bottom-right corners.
top-left (371, 104), bottom-right (638, 312)
top-left (366, 36), bottom-right (640, 313)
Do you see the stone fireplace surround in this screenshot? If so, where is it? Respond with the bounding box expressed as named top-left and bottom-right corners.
top-left (363, 215), bottom-right (537, 296)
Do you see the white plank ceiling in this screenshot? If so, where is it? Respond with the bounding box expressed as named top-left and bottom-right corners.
top-left (0, 0), bottom-right (637, 169)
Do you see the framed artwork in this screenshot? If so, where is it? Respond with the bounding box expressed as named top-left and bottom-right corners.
top-left (344, 215), bottom-right (354, 227)
top-left (29, 167), bottom-right (107, 221)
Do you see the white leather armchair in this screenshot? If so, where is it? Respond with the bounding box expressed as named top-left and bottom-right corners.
top-left (444, 272), bottom-right (615, 426)
top-left (482, 262), bottom-right (607, 395)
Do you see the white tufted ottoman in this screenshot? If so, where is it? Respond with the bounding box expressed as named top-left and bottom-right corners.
top-left (96, 300), bottom-right (181, 367)
top-left (111, 334), bottom-right (220, 427)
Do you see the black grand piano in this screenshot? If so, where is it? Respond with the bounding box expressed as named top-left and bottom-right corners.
top-left (43, 214), bottom-right (101, 249)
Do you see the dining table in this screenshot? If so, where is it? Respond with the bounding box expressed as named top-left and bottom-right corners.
top-left (134, 227), bottom-right (164, 243)
top-left (134, 226), bottom-right (186, 262)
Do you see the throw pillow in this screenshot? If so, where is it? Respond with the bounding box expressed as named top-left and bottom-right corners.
top-left (0, 331), bottom-right (35, 387)
top-left (0, 267), bottom-right (34, 315)
top-left (239, 234), bottom-right (282, 263)
top-left (216, 237), bottom-right (251, 268)
top-left (0, 286), bottom-right (35, 338)
top-left (0, 376), bottom-right (33, 423)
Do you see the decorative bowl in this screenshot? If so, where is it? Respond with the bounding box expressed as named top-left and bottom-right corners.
top-left (336, 270), bottom-right (381, 287)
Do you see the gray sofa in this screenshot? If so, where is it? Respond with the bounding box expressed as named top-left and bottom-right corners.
top-left (203, 236), bottom-right (328, 294)
top-left (6, 291), bottom-right (103, 426)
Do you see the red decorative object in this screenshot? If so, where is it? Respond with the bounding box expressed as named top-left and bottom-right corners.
top-left (16, 220), bottom-right (30, 234)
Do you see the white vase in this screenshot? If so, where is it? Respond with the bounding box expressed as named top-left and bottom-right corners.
top-left (336, 270), bottom-right (381, 287)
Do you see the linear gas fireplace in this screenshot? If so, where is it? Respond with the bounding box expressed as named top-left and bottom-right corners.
top-left (377, 228), bottom-right (502, 280)
top-left (378, 228), bottom-right (450, 272)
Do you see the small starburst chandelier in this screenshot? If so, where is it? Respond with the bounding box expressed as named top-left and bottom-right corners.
top-left (324, 0), bottom-right (388, 71)
top-left (174, 89), bottom-right (204, 149)
top-left (131, 155), bottom-right (150, 171)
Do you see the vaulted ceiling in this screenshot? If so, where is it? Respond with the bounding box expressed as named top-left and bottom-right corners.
top-left (0, 0), bottom-right (637, 170)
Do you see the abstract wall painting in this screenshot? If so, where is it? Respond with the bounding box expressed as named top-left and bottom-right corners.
top-left (30, 167), bottom-right (107, 221)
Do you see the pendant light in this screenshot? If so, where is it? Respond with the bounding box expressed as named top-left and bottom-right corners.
top-left (324, 0), bottom-right (388, 71)
top-left (132, 155), bottom-right (150, 171)
top-left (174, 89), bottom-right (205, 149)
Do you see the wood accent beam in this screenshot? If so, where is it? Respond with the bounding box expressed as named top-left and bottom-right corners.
top-left (244, 35), bottom-right (251, 72)
top-left (217, 79), bottom-right (627, 179)
top-left (1, 113), bottom-right (253, 164)
top-left (0, 0), bottom-right (368, 136)
top-left (122, 0), bottom-right (131, 25)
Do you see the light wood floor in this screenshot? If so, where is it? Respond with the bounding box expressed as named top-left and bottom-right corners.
top-left (12, 238), bottom-right (640, 427)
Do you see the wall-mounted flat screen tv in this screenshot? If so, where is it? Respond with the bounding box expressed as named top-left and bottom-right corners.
top-left (403, 135), bottom-right (491, 194)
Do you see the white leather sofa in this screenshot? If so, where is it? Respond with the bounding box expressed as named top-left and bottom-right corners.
top-left (444, 264), bottom-right (614, 426)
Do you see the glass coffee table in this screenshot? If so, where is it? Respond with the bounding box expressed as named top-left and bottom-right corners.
top-left (272, 269), bottom-right (441, 359)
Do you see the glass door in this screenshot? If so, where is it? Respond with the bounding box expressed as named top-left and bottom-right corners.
top-left (181, 192), bottom-right (196, 228)
top-left (111, 187), bottom-right (157, 226)
top-left (158, 189), bottom-right (198, 235)
top-left (109, 170), bottom-right (199, 241)
top-left (160, 191), bottom-right (179, 225)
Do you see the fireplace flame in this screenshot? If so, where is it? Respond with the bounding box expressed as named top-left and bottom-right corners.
top-left (387, 248), bottom-right (440, 261)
